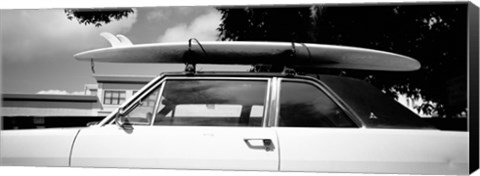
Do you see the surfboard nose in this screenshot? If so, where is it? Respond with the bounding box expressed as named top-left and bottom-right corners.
top-left (398, 56), bottom-right (421, 71)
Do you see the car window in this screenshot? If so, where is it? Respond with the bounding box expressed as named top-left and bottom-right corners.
top-left (279, 81), bottom-right (357, 128)
top-left (316, 75), bottom-right (435, 129)
top-left (153, 80), bottom-right (268, 127)
top-left (121, 86), bottom-right (161, 125)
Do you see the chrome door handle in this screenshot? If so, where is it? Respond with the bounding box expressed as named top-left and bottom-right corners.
top-left (244, 139), bottom-right (275, 152)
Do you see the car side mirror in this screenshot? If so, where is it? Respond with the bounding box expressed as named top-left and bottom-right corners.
top-left (115, 110), bottom-right (134, 133)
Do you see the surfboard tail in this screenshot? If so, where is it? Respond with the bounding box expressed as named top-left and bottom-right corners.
top-left (100, 32), bottom-right (133, 47)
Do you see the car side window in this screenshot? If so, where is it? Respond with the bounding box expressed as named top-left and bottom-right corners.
top-left (153, 80), bottom-right (268, 127)
top-left (279, 81), bottom-right (357, 128)
top-left (121, 86), bottom-right (161, 125)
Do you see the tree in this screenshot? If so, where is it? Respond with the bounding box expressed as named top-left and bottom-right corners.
top-left (217, 7), bottom-right (317, 42)
top-left (217, 4), bottom-right (468, 117)
top-left (65, 8), bottom-right (134, 27)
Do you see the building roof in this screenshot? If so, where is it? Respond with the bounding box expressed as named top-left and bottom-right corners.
top-left (93, 74), bottom-right (155, 84)
top-left (2, 94), bottom-right (98, 102)
top-left (84, 84), bottom-right (98, 89)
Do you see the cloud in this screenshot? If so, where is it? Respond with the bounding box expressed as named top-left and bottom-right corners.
top-left (37, 90), bottom-right (85, 95)
top-left (157, 10), bottom-right (221, 42)
top-left (1, 9), bottom-right (138, 62)
top-left (146, 10), bottom-right (169, 21)
top-left (146, 7), bottom-right (198, 22)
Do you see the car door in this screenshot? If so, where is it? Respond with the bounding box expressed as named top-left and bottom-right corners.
top-left (274, 78), bottom-right (468, 174)
top-left (70, 77), bottom-right (279, 171)
top-left (273, 78), bottom-right (363, 172)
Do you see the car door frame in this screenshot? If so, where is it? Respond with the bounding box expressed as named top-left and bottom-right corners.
top-left (268, 77), bottom-right (363, 127)
top-left (149, 76), bottom-right (275, 128)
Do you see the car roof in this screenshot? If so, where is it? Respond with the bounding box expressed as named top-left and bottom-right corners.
top-left (160, 71), bottom-right (291, 78)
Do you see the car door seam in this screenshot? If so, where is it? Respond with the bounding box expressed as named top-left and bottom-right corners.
top-left (68, 129), bottom-right (82, 167)
top-left (274, 128), bottom-right (281, 171)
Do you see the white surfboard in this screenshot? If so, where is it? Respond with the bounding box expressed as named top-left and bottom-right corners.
top-left (74, 41), bottom-right (421, 71)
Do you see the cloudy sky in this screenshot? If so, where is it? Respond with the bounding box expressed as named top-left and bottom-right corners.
top-left (1, 6), bottom-right (250, 94)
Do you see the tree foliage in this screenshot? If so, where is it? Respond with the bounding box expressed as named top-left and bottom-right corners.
top-left (217, 4), bottom-right (468, 117)
top-left (218, 7), bottom-right (317, 42)
top-left (65, 8), bottom-right (134, 27)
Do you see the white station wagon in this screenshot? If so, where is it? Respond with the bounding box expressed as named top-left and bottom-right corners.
top-left (0, 40), bottom-right (469, 175)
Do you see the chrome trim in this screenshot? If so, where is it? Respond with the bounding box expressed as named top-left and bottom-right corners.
top-left (275, 78), bottom-right (364, 128)
top-left (150, 76), bottom-right (271, 127)
top-left (98, 108), bottom-right (118, 126)
top-left (262, 78), bottom-right (272, 127)
top-left (270, 77), bottom-right (281, 127)
top-left (150, 82), bottom-right (166, 126)
top-left (161, 76), bottom-right (271, 81)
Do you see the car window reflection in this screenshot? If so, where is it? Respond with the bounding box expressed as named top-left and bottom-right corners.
top-left (154, 80), bottom-right (268, 127)
top-left (279, 81), bottom-right (357, 128)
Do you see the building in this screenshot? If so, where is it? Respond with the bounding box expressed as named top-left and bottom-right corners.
top-left (1, 74), bottom-right (154, 129)
top-left (88, 74), bottom-right (154, 116)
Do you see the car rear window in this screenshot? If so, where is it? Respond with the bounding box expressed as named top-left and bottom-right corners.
top-left (317, 75), bottom-right (435, 129)
top-left (278, 80), bottom-right (358, 128)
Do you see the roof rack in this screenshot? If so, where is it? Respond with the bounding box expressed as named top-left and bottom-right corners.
top-left (183, 38), bottom-right (299, 76)
top-left (184, 38), bottom-right (209, 75)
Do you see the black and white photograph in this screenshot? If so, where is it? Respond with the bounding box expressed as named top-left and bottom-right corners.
top-left (1, 0), bottom-right (479, 175)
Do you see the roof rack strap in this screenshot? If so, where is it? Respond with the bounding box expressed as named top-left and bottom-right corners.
top-left (184, 38), bottom-right (210, 74)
